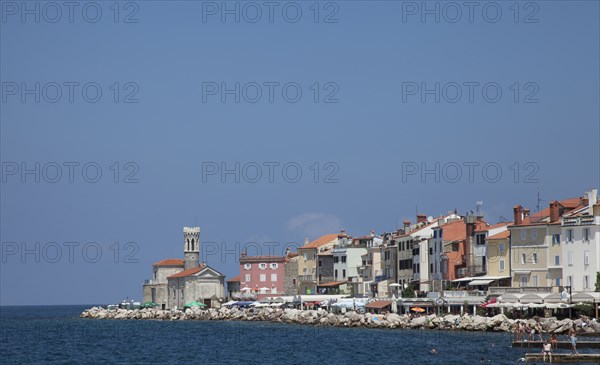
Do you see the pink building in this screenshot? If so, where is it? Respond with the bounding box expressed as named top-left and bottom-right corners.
top-left (239, 253), bottom-right (286, 299)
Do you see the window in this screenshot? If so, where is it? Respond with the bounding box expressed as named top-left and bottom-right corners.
top-left (499, 259), bottom-right (505, 272)
top-left (521, 275), bottom-right (528, 287)
top-left (271, 273), bottom-right (277, 282)
top-left (532, 253), bottom-right (538, 264)
top-left (292, 278), bottom-right (297, 286)
top-left (520, 230), bottom-right (526, 240)
top-left (532, 275), bottom-right (538, 287)
top-left (245, 274), bottom-right (251, 282)
top-left (430, 263), bottom-right (433, 273)
top-left (555, 278), bottom-right (560, 286)
top-left (499, 243), bottom-right (506, 254)
top-left (342, 269), bottom-right (346, 278)
top-left (568, 251), bottom-right (574, 266)
top-left (552, 234), bottom-right (560, 245)
top-left (244, 263), bottom-right (252, 270)
top-left (259, 263), bottom-right (267, 270)
top-left (583, 228), bottom-right (590, 242)
top-left (584, 251), bottom-right (590, 265)
top-left (429, 248), bottom-right (433, 255)
top-left (259, 274), bottom-right (266, 282)
top-left (334, 269), bottom-right (338, 278)
top-left (584, 276), bottom-right (589, 289)
top-left (433, 230), bottom-right (438, 238)
top-left (303, 268), bottom-right (307, 274)
top-left (476, 234), bottom-right (485, 245)
top-left (341, 256), bottom-right (347, 263)
top-left (303, 253), bottom-right (307, 260)
top-left (270, 263), bottom-right (278, 269)
top-left (334, 256), bottom-right (339, 263)
top-left (567, 229), bottom-right (573, 242)
top-left (555, 255), bottom-right (560, 266)
top-left (531, 229), bottom-right (537, 240)
top-left (521, 253), bottom-right (526, 264)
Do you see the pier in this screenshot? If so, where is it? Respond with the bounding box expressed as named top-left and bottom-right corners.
top-left (523, 353), bottom-right (600, 364)
top-left (513, 341), bottom-right (600, 350)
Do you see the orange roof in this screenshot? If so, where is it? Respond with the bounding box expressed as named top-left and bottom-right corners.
top-left (227, 275), bottom-right (240, 283)
top-left (488, 230), bottom-right (510, 240)
top-left (439, 220), bottom-right (467, 242)
top-left (167, 264), bottom-right (206, 279)
top-left (240, 255), bottom-right (286, 263)
top-left (518, 197), bottom-right (585, 226)
top-left (300, 234), bottom-right (339, 249)
top-left (153, 259), bottom-right (184, 267)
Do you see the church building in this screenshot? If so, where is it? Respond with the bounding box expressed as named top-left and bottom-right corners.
top-left (142, 227), bottom-right (226, 309)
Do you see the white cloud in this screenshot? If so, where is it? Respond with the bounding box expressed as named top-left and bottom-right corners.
top-left (286, 212), bottom-right (342, 239)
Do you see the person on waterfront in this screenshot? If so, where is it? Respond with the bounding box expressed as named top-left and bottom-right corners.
top-left (549, 334), bottom-right (558, 350)
top-left (534, 320), bottom-right (543, 341)
top-left (568, 325), bottom-right (579, 355)
top-left (517, 321), bottom-right (525, 341)
top-left (542, 340), bottom-right (553, 363)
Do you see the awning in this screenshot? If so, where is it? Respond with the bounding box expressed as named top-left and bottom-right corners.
top-left (468, 279), bottom-right (493, 286)
top-left (513, 271), bottom-right (531, 275)
top-left (365, 300), bottom-right (393, 309)
top-left (317, 281), bottom-right (346, 287)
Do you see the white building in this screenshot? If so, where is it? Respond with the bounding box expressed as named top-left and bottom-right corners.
top-left (561, 189), bottom-right (600, 292)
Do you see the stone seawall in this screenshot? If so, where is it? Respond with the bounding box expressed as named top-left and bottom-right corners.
top-left (80, 306), bottom-right (600, 334)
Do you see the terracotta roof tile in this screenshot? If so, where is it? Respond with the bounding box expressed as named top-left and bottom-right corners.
top-left (240, 255), bottom-right (286, 263)
top-left (300, 234), bottom-right (339, 249)
top-left (153, 259), bottom-right (184, 267)
top-left (317, 281), bottom-right (346, 287)
top-left (227, 275), bottom-right (240, 283)
top-left (488, 230), bottom-right (510, 240)
top-left (167, 264), bottom-right (206, 279)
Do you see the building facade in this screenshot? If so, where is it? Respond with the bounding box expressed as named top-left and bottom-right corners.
top-left (143, 227), bottom-right (226, 309)
top-left (239, 254), bottom-right (286, 298)
top-left (561, 189), bottom-right (599, 292)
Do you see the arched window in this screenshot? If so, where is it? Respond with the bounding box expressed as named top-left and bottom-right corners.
top-left (191, 238), bottom-right (195, 251)
top-left (186, 239), bottom-right (190, 251)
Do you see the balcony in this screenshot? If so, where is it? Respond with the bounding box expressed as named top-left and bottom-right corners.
top-left (563, 216), bottom-right (597, 226)
top-left (299, 275), bottom-right (316, 282)
top-left (488, 286), bottom-right (553, 294)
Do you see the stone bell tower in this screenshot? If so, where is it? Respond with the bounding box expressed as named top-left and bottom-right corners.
top-left (183, 227), bottom-right (200, 270)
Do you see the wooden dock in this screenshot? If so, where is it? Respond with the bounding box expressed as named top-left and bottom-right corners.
top-left (524, 353), bottom-right (600, 364)
top-left (513, 341), bottom-right (600, 349)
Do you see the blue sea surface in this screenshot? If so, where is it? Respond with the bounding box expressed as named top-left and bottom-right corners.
top-left (0, 305), bottom-right (595, 364)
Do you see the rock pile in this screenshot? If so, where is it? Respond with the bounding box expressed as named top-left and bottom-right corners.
top-left (80, 306), bottom-right (600, 334)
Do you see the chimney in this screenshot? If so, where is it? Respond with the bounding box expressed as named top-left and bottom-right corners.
top-left (586, 189), bottom-right (598, 212)
top-left (523, 208), bottom-right (530, 218)
top-left (403, 220), bottom-right (411, 233)
top-left (549, 201), bottom-right (560, 222)
top-left (417, 214), bottom-right (427, 224)
top-left (304, 237), bottom-right (309, 246)
top-left (370, 230), bottom-right (375, 237)
top-left (340, 229), bottom-right (346, 235)
top-left (513, 205), bottom-right (523, 225)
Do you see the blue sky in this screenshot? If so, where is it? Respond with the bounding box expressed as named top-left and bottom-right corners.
top-left (1, 1), bottom-right (599, 305)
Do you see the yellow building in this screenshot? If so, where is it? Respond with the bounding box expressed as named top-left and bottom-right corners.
top-left (296, 233), bottom-right (345, 294)
top-left (486, 230), bottom-right (510, 278)
top-left (509, 198), bottom-right (587, 290)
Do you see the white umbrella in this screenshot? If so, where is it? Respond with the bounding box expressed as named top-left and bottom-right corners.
top-left (389, 283), bottom-right (402, 287)
top-left (241, 287), bottom-right (251, 291)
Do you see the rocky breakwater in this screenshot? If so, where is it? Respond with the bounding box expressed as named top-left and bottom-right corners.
top-left (80, 306), bottom-right (600, 334)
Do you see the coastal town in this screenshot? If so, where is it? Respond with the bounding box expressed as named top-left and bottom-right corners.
top-left (81, 188), bottom-right (600, 363)
top-left (136, 188), bottom-right (600, 317)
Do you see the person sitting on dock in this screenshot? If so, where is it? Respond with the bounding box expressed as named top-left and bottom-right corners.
top-left (549, 334), bottom-right (558, 350)
top-left (534, 320), bottom-right (543, 342)
top-left (568, 325), bottom-right (579, 356)
top-left (541, 339), bottom-right (552, 363)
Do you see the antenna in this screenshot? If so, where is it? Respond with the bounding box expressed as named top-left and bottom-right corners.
top-left (536, 189), bottom-right (546, 213)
